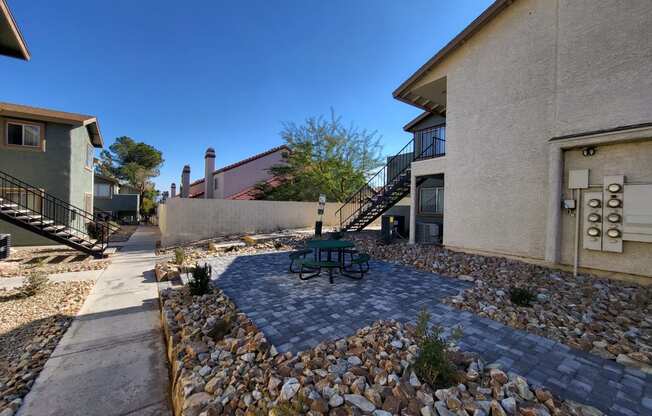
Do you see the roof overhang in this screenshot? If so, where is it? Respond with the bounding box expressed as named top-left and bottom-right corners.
top-left (0, 102), bottom-right (104, 147)
top-left (393, 0), bottom-right (515, 110)
top-left (0, 0), bottom-right (30, 61)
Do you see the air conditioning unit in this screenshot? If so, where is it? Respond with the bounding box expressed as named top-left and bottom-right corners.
top-left (417, 222), bottom-right (440, 244)
top-left (0, 234), bottom-right (10, 260)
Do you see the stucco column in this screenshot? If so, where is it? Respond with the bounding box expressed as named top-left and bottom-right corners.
top-left (409, 172), bottom-right (417, 245)
top-left (544, 145), bottom-right (563, 263)
top-left (170, 183), bottom-right (176, 198)
top-left (181, 165), bottom-right (190, 198)
top-left (204, 148), bottom-right (216, 199)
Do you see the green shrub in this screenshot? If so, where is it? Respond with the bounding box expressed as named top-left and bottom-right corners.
top-left (86, 221), bottom-right (109, 241)
top-left (509, 287), bottom-right (535, 307)
top-left (413, 308), bottom-right (460, 389)
top-left (20, 271), bottom-right (50, 297)
top-left (187, 263), bottom-right (212, 296)
top-left (174, 248), bottom-right (185, 265)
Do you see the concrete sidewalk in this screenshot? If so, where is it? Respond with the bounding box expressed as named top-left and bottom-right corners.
top-left (18, 226), bottom-right (171, 416)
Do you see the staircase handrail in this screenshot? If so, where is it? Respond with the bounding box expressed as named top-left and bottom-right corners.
top-left (0, 168), bottom-right (119, 251)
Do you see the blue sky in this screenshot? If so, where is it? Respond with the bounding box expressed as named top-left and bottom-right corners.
top-left (2, 0), bottom-right (492, 190)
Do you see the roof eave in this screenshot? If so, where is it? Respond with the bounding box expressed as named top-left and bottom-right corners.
top-left (392, 0), bottom-right (515, 105)
top-left (84, 118), bottom-right (104, 148)
top-left (0, 0), bottom-right (30, 61)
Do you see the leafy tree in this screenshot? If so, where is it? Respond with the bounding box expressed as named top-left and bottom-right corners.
top-left (256, 110), bottom-right (383, 202)
top-left (97, 136), bottom-right (164, 220)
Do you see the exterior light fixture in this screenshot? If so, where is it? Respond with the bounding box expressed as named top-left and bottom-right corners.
top-left (587, 213), bottom-right (601, 222)
top-left (607, 198), bottom-right (622, 208)
top-left (607, 228), bottom-right (621, 238)
top-left (607, 183), bottom-right (622, 193)
top-left (588, 199), bottom-right (601, 208)
top-left (582, 147), bottom-right (596, 157)
top-left (607, 213), bottom-right (621, 223)
top-left (587, 227), bottom-right (601, 237)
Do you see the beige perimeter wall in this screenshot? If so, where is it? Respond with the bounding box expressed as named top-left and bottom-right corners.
top-left (158, 198), bottom-right (343, 247)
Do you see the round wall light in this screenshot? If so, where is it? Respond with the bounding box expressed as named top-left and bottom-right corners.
top-left (607, 213), bottom-right (621, 223)
top-left (607, 198), bottom-right (622, 208)
top-left (607, 183), bottom-right (622, 193)
top-left (588, 213), bottom-right (601, 222)
top-left (607, 228), bottom-right (621, 238)
top-left (587, 227), bottom-right (601, 237)
top-left (588, 199), bottom-right (601, 208)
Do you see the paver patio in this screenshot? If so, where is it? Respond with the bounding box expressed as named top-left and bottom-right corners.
top-left (210, 251), bottom-right (652, 416)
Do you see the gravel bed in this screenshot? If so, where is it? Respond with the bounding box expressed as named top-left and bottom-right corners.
top-left (349, 237), bottom-right (652, 372)
top-left (0, 281), bottom-right (94, 415)
top-left (0, 246), bottom-right (110, 278)
top-left (160, 285), bottom-right (603, 416)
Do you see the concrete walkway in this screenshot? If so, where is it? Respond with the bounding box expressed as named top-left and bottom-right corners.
top-left (18, 226), bottom-right (171, 416)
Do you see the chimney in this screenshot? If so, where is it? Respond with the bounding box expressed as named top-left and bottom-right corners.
top-left (181, 165), bottom-right (190, 198)
top-left (204, 148), bottom-right (216, 199)
top-left (170, 183), bottom-right (176, 198)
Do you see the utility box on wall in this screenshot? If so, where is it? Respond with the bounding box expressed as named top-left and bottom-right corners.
top-left (623, 184), bottom-right (652, 243)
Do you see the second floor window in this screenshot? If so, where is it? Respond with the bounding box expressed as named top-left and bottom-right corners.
top-left (416, 125), bottom-right (446, 158)
top-left (85, 144), bottom-right (94, 169)
top-left (94, 183), bottom-right (112, 198)
top-left (7, 121), bottom-right (41, 148)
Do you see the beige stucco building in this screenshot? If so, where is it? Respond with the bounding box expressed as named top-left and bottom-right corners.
top-left (393, 0), bottom-right (652, 278)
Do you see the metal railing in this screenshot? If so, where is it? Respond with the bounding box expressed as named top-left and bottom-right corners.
top-left (0, 168), bottom-right (119, 254)
top-left (336, 135), bottom-right (445, 230)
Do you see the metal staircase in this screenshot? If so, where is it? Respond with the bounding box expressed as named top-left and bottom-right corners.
top-left (0, 168), bottom-right (119, 257)
top-left (336, 136), bottom-right (445, 232)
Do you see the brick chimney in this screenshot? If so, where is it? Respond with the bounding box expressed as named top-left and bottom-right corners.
top-left (170, 183), bottom-right (176, 198)
top-left (181, 165), bottom-right (190, 198)
top-left (204, 148), bottom-right (216, 199)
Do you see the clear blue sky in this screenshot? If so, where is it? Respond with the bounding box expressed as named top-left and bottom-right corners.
top-left (2, 0), bottom-right (492, 191)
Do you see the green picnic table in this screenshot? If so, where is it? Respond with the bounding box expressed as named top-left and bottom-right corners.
top-left (302, 239), bottom-right (357, 284)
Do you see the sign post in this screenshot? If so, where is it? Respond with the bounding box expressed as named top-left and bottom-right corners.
top-left (315, 194), bottom-right (326, 237)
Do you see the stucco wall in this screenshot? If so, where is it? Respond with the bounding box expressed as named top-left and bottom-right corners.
top-left (404, 0), bottom-right (652, 269)
top-left (69, 125), bottom-right (95, 211)
top-left (0, 118), bottom-right (73, 245)
top-left (560, 141), bottom-right (652, 277)
top-left (158, 198), bottom-right (343, 246)
top-left (221, 149), bottom-right (285, 198)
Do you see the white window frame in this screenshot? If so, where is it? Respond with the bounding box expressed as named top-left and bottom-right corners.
top-left (94, 182), bottom-right (112, 198)
top-left (5, 120), bottom-right (43, 149)
top-left (85, 144), bottom-right (94, 170)
top-left (418, 186), bottom-right (444, 214)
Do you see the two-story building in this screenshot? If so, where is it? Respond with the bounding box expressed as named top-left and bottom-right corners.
top-left (0, 102), bottom-right (103, 245)
top-left (391, 0), bottom-right (652, 277)
top-left (93, 174), bottom-right (140, 225)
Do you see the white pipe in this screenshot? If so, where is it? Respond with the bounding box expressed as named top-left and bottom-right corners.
top-left (573, 189), bottom-right (581, 277)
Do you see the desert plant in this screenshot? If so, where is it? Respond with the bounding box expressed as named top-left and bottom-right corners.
top-left (187, 263), bottom-right (212, 296)
top-left (413, 307), bottom-right (461, 389)
top-left (20, 271), bottom-right (50, 297)
top-left (174, 248), bottom-right (185, 265)
top-left (509, 287), bottom-right (536, 307)
top-left (86, 221), bottom-right (109, 241)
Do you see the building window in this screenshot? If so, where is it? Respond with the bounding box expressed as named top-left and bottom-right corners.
top-left (416, 125), bottom-right (446, 158)
top-left (419, 186), bottom-right (444, 214)
top-left (85, 144), bottom-right (94, 170)
top-left (94, 183), bottom-right (112, 198)
top-left (214, 177), bottom-right (218, 190)
top-left (6, 121), bottom-right (42, 148)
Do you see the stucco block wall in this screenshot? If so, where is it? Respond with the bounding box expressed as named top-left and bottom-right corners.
top-left (560, 141), bottom-right (652, 277)
top-left (158, 198), bottom-right (342, 247)
top-left (405, 0), bottom-right (652, 268)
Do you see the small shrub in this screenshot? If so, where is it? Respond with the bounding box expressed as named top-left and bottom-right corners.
top-left (20, 271), bottom-right (50, 297)
top-left (187, 263), bottom-right (212, 296)
top-left (174, 248), bottom-right (185, 265)
top-left (86, 221), bottom-right (109, 241)
top-left (413, 307), bottom-right (461, 389)
top-left (509, 287), bottom-right (535, 307)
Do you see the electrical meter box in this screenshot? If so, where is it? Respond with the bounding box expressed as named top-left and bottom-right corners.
top-left (569, 169), bottom-right (589, 189)
top-left (583, 191), bottom-right (603, 251)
